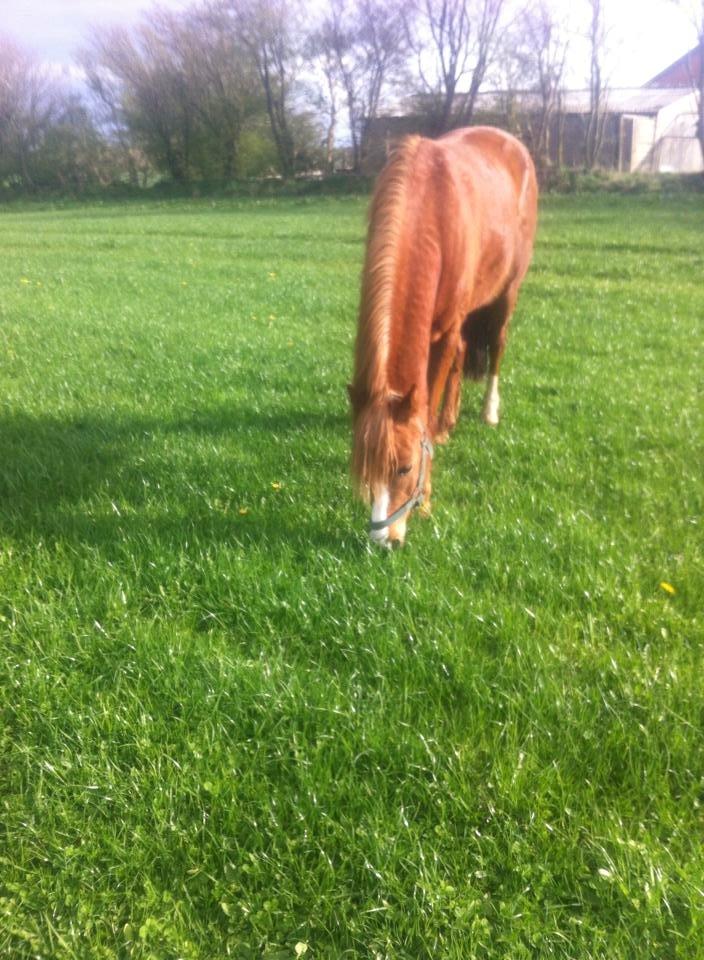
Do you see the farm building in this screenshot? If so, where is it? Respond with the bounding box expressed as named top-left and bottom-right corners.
top-left (645, 44), bottom-right (703, 89)
top-left (364, 48), bottom-right (703, 176)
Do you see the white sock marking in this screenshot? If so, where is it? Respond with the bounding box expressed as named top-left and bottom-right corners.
top-left (483, 374), bottom-right (500, 425)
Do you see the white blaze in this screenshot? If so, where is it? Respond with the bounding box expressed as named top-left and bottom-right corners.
top-left (370, 486), bottom-right (390, 543)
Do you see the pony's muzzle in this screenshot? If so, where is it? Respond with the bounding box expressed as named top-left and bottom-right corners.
top-left (370, 526), bottom-right (390, 546)
top-left (369, 516), bottom-right (407, 548)
top-left (369, 532), bottom-right (404, 549)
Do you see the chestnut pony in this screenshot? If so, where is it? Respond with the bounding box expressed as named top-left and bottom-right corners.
top-left (349, 126), bottom-right (538, 546)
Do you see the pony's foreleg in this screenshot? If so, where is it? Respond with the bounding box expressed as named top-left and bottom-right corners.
top-left (427, 331), bottom-right (460, 442)
top-left (437, 342), bottom-right (466, 442)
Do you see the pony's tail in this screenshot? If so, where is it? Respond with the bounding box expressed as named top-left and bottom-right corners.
top-left (462, 311), bottom-right (491, 381)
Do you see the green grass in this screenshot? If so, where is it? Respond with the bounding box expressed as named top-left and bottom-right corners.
top-left (1, 192), bottom-right (702, 959)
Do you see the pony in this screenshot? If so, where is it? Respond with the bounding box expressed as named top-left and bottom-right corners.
top-left (349, 126), bottom-right (538, 546)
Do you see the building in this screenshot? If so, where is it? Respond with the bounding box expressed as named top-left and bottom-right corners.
top-left (549, 86), bottom-right (701, 173)
top-left (364, 49), bottom-right (703, 176)
top-left (645, 45), bottom-right (703, 89)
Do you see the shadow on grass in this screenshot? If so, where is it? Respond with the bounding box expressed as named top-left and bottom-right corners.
top-left (0, 404), bottom-right (359, 556)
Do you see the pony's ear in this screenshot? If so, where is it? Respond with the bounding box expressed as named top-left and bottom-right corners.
top-left (390, 384), bottom-right (417, 421)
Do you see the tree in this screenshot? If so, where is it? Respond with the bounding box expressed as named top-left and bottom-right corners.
top-left (84, 6), bottom-right (266, 183)
top-left (31, 93), bottom-right (122, 190)
top-left (490, 23), bottom-right (533, 137)
top-left (321, 0), bottom-right (408, 173)
top-left (179, 3), bottom-right (263, 179)
top-left (511, 2), bottom-right (569, 181)
top-left (405, 0), bottom-right (506, 133)
top-left (83, 2), bottom-right (278, 183)
top-left (0, 37), bottom-right (59, 188)
top-left (221, 0), bottom-right (303, 176)
top-left (306, 25), bottom-right (343, 172)
top-left (78, 35), bottom-right (145, 186)
top-left (670, 0), bottom-right (704, 163)
top-left (82, 0), bottom-right (325, 182)
top-left (0, 36), bottom-right (119, 192)
top-left (584, 0), bottom-right (609, 170)
top-left (81, 15), bottom-right (198, 182)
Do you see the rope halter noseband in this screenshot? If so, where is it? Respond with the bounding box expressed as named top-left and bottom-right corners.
top-left (369, 435), bottom-right (434, 534)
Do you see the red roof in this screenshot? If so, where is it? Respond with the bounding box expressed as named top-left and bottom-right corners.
top-left (645, 45), bottom-right (703, 88)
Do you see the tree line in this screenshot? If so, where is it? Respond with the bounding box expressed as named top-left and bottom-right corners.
top-left (1, 0), bottom-right (701, 192)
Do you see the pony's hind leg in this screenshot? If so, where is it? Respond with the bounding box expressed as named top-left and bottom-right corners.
top-left (483, 346), bottom-right (503, 426)
top-left (481, 287), bottom-right (518, 426)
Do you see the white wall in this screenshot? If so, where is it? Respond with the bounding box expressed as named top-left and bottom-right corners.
top-left (631, 92), bottom-right (703, 173)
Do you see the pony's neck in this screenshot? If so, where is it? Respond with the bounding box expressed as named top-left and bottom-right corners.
top-left (385, 245), bottom-right (440, 412)
top-left (354, 135), bottom-right (443, 420)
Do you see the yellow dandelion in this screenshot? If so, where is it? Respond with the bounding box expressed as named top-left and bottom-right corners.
top-left (659, 581), bottom-right (676, 596)
top-left (268, 271), bottom-right (277, 278)
top-left (238, 507), bottom-right (249, 516)
top-left (20, 277), bottom-right (31, 285)
top-left (271, 482), bottom-right (282, 491)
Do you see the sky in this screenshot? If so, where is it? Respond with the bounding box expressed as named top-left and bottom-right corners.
top-left (1, 0), bottom-right (697, 89)
top-left (2, 0), bottom-right (189, 74)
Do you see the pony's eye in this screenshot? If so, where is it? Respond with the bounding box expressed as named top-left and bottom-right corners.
top-left (397, 465), bottom-right (412, 476)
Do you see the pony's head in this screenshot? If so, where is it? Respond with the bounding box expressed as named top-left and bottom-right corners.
top-left (349, 384), bottom-right (431, 547)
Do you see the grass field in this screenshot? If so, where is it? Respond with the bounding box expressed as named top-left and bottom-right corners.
top-left (1, 192), bottom-right (702, 959)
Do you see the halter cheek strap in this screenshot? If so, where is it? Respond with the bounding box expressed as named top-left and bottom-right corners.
top-left (369, 436), bottom-right (433, 533)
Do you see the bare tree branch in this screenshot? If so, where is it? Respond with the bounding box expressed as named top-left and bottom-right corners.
top-left (406, 0), bottom-right (506, 133)
top-left (585, 0), bottom-right (610, 170)
top-left (669, 0), bottom-right (704, 163)
top-left (320, 0), bottom-right (408, 172)
top-left (509, 1), bottom-right (569, 181)
top-left (223, 0), bottom-right (303, 176)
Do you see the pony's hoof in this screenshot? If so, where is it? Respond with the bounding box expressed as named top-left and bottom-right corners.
top-left (482, 410), bottom-right (499, 427)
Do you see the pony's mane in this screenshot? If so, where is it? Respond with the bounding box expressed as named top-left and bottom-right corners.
top-left (354, 135), bottom-right (423, 399)
top-left (351, 135), bottom-right (423, 497)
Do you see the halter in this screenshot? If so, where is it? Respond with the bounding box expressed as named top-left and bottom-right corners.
top-left (369, 435), bottom-right (434, 534)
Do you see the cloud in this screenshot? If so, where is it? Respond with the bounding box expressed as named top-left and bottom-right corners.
top-left (2, 0), bottom-right (189, 65)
